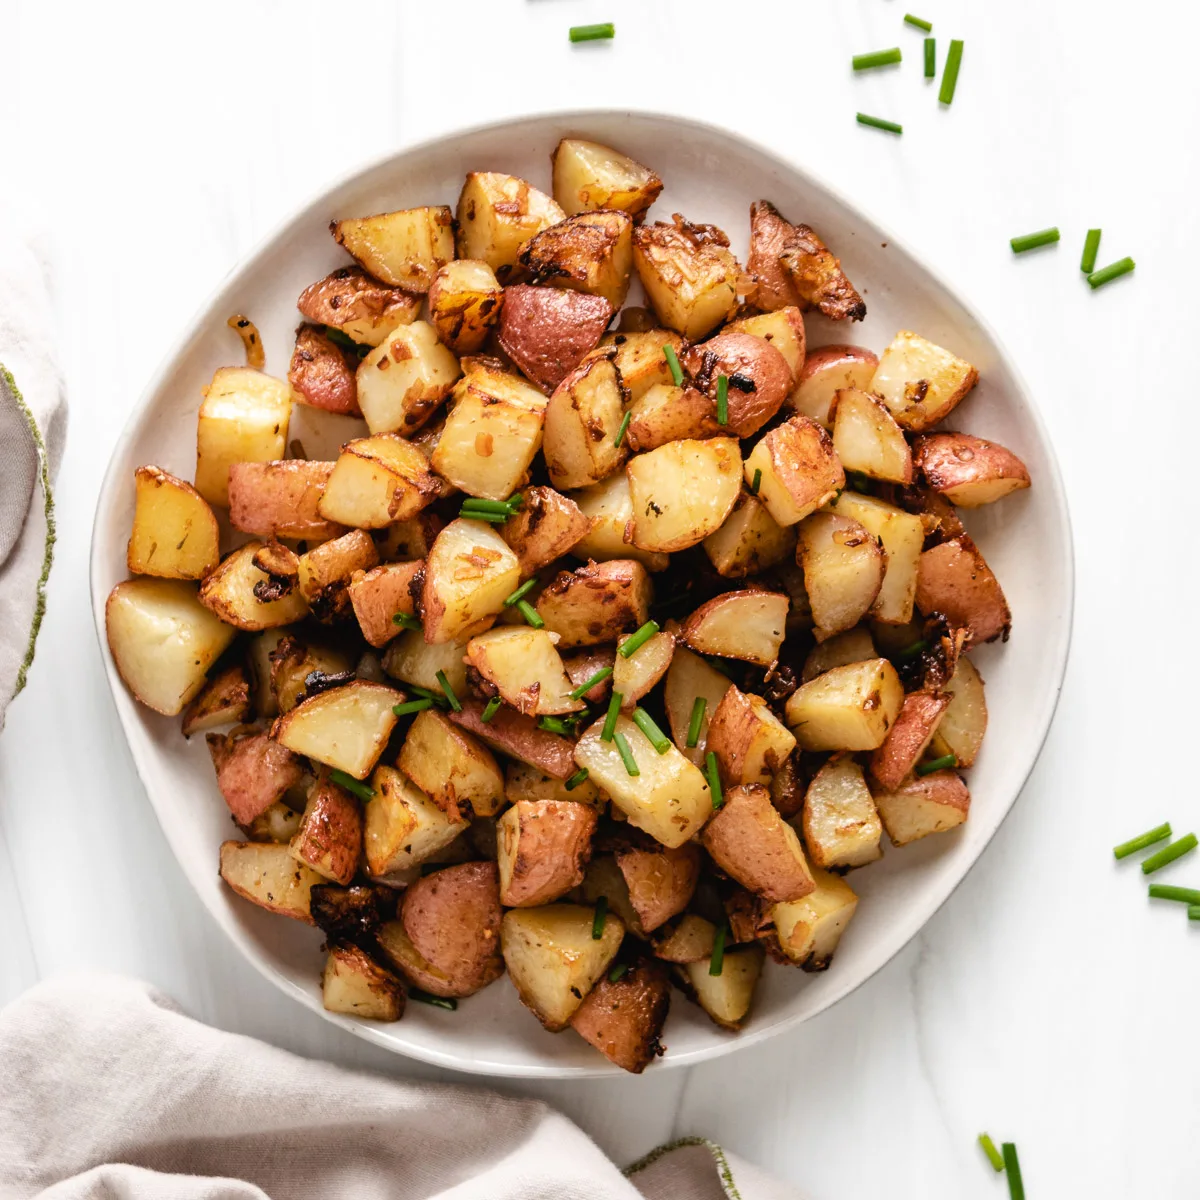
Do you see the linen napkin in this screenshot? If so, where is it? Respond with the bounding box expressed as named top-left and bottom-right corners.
top-left (0, 975), bottom-right (801, 1200)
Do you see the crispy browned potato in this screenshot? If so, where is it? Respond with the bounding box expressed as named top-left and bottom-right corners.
top-left (768, 749), bottom-right (805, 819)
top-left (297, 529), bottom-right (379, 622)
top-left (543, 354), bottom-right (628, 489)
top-left (497, 285), bottom-right (614, 393)
top-left (913, 432), bottom-right (1031, 508)
top-left (364, 766), bottom-right (469, 876)
top-left (355, 321), bottom-right (461, 437)
top-left (331, 205), bottom-right (454, 291)
top-left (466, 626), bottom-right (582, 716)
top-left (928, 654), bottom-right (987, 767)
top-left (701, 783), bottom-right (814, 902)
top-left (779, 229), bottom-right (865, 322)
top-left (499, 486), bottom-right (590, 575)
top-left (569, 472), bottom-right (669, 573)
top-left (272, 681), bottom-right (403, 779)
top-left (869, 691), bottom-right (952, 791)
top-left (322, 943), bottom-right (406, 1021)
top-left (219, 840), bottom-right (323, 924)
top-left (784, 658), bottom-right (904, 751)
top-left (297, 266), bottom-right (421, 346)
top-left (703, 490), bottom-right (796, 579)
top-left (680, 590), bottom-right (789, 668)
top-left (288, 772), bottom-right (363, 884)
top-left (653, 913), bottom-right (718, 962)
top-left (706, 685), bottom-right (797, 787)
top-left (675, 944), bottom-right (764, 1030)
top-left (374, 512), bottom-right (442, 563)
top-left (505, 759), bottom-right (605, 808)
top-left (268, 634), bottom-right (352, 714)
top-left (428, 259), bottom-right (504, 355)
top-left (309, 883), bottom-right (397, 942)
top-left (624, 383), bottom-right (718, 451)
top-left (873, 770), bottom-right (970, 845)
top-left (207, 727), bottom-right (304, 826)
top-left (421, 518), bottom-right (520, 644)
top-left (831, 387), bottom-right (913, 484)
top-left (615, 841), bottom-right (701, 933)
top-left (228, 461), bottom-right (345, 542)
top-left (790, 344), bottom-right (879, 427)
top-left (569, 960), bottom-right (670, 1073)
top-left (127, 466), bottom-right (220, 580)
top-left (744, 416), bottom-right (844, 527)
top-left (456, 172), bottom-right (566, 278)
top-left (633, 215), bottom-right (740, 339)
top-left (726, 307), bottom-right (807, 384)
top-left (869, 330), bottom-right (979, 431)
top-left (802, 755), bottom-right (883, 869)
top-left (551, 139), bottom-right (663, 222)
top-left (769, 867), bottom-right (858, 970)
top-left (449, 699), bottom-right (577, 778)
top-left (519, 210), bottom-right (634, 309)
top-left (288, 324), bottom-right (360, 416)
top-left (497, 799), bottom-right (598, 907)
top-left (915, 535), bottom-right (1011, 646)
top-left (199, 542), bottom-right (309, 631)
top-left (613, 628), bottom-right (674, 708)
top-left (680, 332), bottom-right (792, 438)
top-left (181, 662), bottom-right (251, 737)
top-left (797, 511), bottom-right (885, 639)
top-left (594, 328), bottom-right (684, 401)
top-left (663, 644), bottom-right (734, 765)
top-left (536, 559), bottom-right (652, 648)
top-left (348, 560), bottom-right (423, 648)
top-left (747, 199), bottom-right (802, 312)
top-left (399, 708), bottom-right (505, 819)
top-left (318, 434), bottom-right (442, 529)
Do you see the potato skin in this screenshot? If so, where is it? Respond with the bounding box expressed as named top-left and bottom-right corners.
top-left (449, 699), bottom-right (577, 778)
top-left (536, 559), bottom-right (653, 648)
top-left (500, 486), bottom-right (591, 575)
top-left (181, 662), bottom-right (251, 737)
top-left (519, 209), bottom-right (633, 309)
top-left (913, 432), bottom-right (1032, 507)
top-left (615, 841), bottom-right (701, 933)
top-left (288, 324), bottom-right (360, 416)
top-left (498, 799), bottom-right (598, 907)
top-left (297, 265), bottom-right (420, 343)
top-left (569, 960), bottom-right (670, 1073)
top-left (915, 535), bottom-right (1011, 646)
top-left (289, 773), bottom-right (364, 885)
top-left (207, 728), bottom-right (304, 826)
top-left (779, 225), bottom-right (866, 322)
top-left (869, 690), bottom-right (952, 791)
top-left (228, 460), bottom-right (345, 543)
top-left (497, 285), bottom-right (614, 392)
top-left (681, 331), bottom-right (791, 438)
top-left (747, 199), bottom-right (803, 313)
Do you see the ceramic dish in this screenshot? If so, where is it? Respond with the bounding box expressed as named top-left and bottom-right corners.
top-left (90, 110), bottom-right (1073, 1077)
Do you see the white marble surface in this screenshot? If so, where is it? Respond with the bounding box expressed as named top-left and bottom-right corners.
top-left (2, 0), bottom-right (1197, 1195)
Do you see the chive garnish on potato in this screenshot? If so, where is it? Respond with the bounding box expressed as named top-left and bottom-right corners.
top-left (570, 667), bottom-right (612, 700)
top-left (435, 670), bottom-right (462, 712)
top-left (392, 698), bottom-right (434, 718)
top-left (706, 750), bottom-right (723, 808)
top-left (328, 768), bottom-right (374, 802)
top-left (409, 989), bottom-right (457, 1011)
top-left (614, 411), bottom-right (632, 447)
top-left (504, 578), bottom-right (538, 607)
top-left (749, 468), bottom-right (762, 494)
top-left (620, 620), bottom-right (659, 658)
top-left (602, 692), bottom-right (622, 741)
top-left (592, 895), bottom-right (609, 938)
top-left (632, 707), bottom-right (672, 754)
top-left (615, 731), bottom-right (640, 776)
top-left (686, 697), bottom-right (707, 748)
top-left (481, 696), bottom-right (502, 722)
top-left (915, 753), bottom-right (956, 775)
top-left (708, 924), bottom-right (727, 976)
top-left (516, 599), bottom-right (544, 629)
top-left (391, 611), bottom-right (421, 630)
top-left (716, 375), bottom-right (729, 425)
top-left (565, 767), bottom-right (590, 790)
top-left (662, 343), bottom-right (684, 386)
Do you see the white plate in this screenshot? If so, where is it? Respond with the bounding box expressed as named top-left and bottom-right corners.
top-left (89, 110), bottom-right (1073, 1078)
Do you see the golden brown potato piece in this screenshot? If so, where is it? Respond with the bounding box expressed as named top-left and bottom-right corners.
top-left (228, 460), bottom-right (345, 543)
top-left (702, 783), bottom-right (814, 902)
top-left (181, 662), bottom-right (251, 737)
top-left (456, 172), bottom-right (566, 278)
top-left (364, 765), bottom-right (469, 876)
top-left (199, 542), bottom-right (309, 631)
top-left (318, 434), bottom-right (441, 529)
top-left (613, 628), bottom-right (675, 708)
top-left (680, 332), bottom-right (792, 439)
top-left (624, 383), bottom-right (718, 452)
top-left (915, 535), bottom-right (1011, 646)
top-left (520, 210), bottom-right (634, 309)
top-left (376, 921), bottom-right (458, 998)
top-left (913, 432), bottom-right (1031, 508)
top-left (543, 354), bottom-right (628, 489)
top-left (676, 944), bottom-right (764, 1030)
top-left (505, 759), bottom-right (605, 808)
top-left (497, 799), bottom-right (598, 907)
top-left (798, 510), bottom-right (885, 638)
top-left (833, 492), bottom-right (925, 625)
top-left (595, 328), bottom-right (684, 401)
top-left (331, 205), bottom-right (454, 292)
top-left (207, 727), bottom-right (304, 826)
top-left (801, 626), bottom-right (878, 683)
top-left (747, 199), bottom-right (803, 313)
top-left (633, 215), bottom-right (740, 339)
top-left (127, 466), bottom-right (219, 580)
top-left (322, 943), bottom-right (405, 1021)
top-left (427, 259), bottom-right (504, 355)
top-left (706, 685), bottom-right (797, 787)
top-left (242, 801), bottom-right (304, 844)
top-left (569, 961), bottom-right (670, 1073)
top-left (928, 654), bottom-right (987, 767)
top-left (497, 285), bottom-right (613, 393)
top-left (289, 772), bottom-right (363, 885)
top-left (421, 518), bottom-right (520, 645)
top-left (297, 529), bottom-right (379, 623)
top-left (499, 486), bottom-right (590, 575)
top-left (288, 324), bottom-right (359, 416)
top-left (779, 230), bottom-right (865, 322)
top-left (869, 330), bottom-right (979, 431)
top-left (348, 560), bottom-right (423, 648)
top-left (785, 658), bottom-right (904, 751)
top-left (663, 644), bottom-right (734, 766)
top-left (356, 321), bottom-right (461, 437)
top-left (297, 266), bottom-right (420, 347)
top-left (874, 770), bottom-right (970, 845)
top-left (219, 840), bottom-right (323, 924)
top-left (744, 416), bottom-right (844, 527)
top-left (449, 699), bottom-right (577, 778)
top-left (268, 635), bottom-right (352, 715)
top-left (570, 473), bottom-right (670, 573)
top-left (790, 344), bottom-right (879, 427)
top-left (615, 841), bottom-right (701, 933)
top-left (552, 139), bottom-right (663, 222)
top-left (770, 867), bottom-right (858, 970)
top-left (399, 708), bottom-right (505, 820)
top-left (767, 749), bottom-right (805, 819)
top-left (374, 512), bottom-right (442, 563)
top-left (653, 913), bottom-right (717, 962)
top-left (680, 590), bottom-right (789, 668)
top-left (703, 490), bottom-right (796, 579)
top-left (536, 559), bottom-right (652, 649)
top-left (726, 307), bottom-right (807, 384)
top-left (381, 631), bottom-right (468, 700)
top-left (869, 691), bottom-right (952, 791)
top-left (272, 681), bottom-right (403, 779)
top-left (466, 627), bottom-right (583, 716)
top-left (802, 755), bottom-right (883, 869)
top-left (831, 387), bottom-right (913, 484)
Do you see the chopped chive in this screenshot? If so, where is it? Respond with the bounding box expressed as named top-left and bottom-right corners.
top-left (614, 731), bottom-right (640, 776)
top-left (329, 768), bottom-right (374, 802)
top-left (749, 468), bottom-right (762, 495)
top-left (1001, 1143), bottom-right (1024, 1200)
top-left (686, 696), bottom-right (707, 748)
top-left (323, 326), bottom-right (368, 355)
top-left (1113, 821), bottom-right (1172, 859)
top-left (504, 578), bottom-right (538, 607)
top-left (406, 684), bottom-right (447, 708)
top-left (1190, 905), bottom-right (1200, 921)
top-left (391, 611), bottom-right (421, 630)
top-left (392, 698), bottom-right (434, 718)
top-left (619, 620), bottom-right (660, 658)
top-left (916, 753), bottom-right (957, 775)
top-left (459, 509), bottom-right (508, 524)
top-left (1141, 833), bottom-right (1198, 875)
top-left (939, 38), bottom-right (963, 104)
top-left (904, 13), bottom-right (932, 31)
top-left (895, 638), bottom-right (928, 663)
top-left (853, 47), bottom-right (902, 70)
top-left (1010, 227), bottom-right (1060, 254)
top-left (409, 988), bottom-right (457, 1010)
top-left (608, 962), bottom-right (629, 982)
top-left (1087, 256), bottom-right (1135, 290)
top-left (481, 696), bottom-right (502, 722)
top-left (570, 666), bottom-right (613, 700)
top-left (924, 36), bottom-right (936, 77)
top-left (632, 707), bottom-right (672, 754)
top-left (565, 767), bottom-right (590, 791)
top-left (592, 895), bottom-right (609, 937)
top-left (570, 21), bottom-right (614, 42)
top-left (538, 716), bottom-right (575, 736)
top-left (1081, 228), bottom-right (1102, 273)
top-left (856, 113), bottom-right (903, 136)
top-left (614, 411), bottom-right (632, 447)
top-left (716, 375), bottom-right (729, 425)
top-left (1148, 884), bottom-right (1200, 905)
top-left (662, 343), bottom-right (684, 386)
top-left (517, 599), bottom-right (545, 629)
top-left (978, 1134), bottom-right (1004, 1173)
top-left (601, 691), bottom-right (623, 741)
top-left (709, 924), bottom-right (727, 976)
top-left (434, 670), bottom-right (462, 712)
top-left (460, 497), bottom-right (514, 515)
top-left (506, 492), bottom-right (524, 509)
top-left (706, 750), bottom-right (723, 808)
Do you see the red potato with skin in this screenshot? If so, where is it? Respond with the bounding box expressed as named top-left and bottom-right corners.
top-left (228, 461), bottom-right (346, 543)
top-left (680, 332), bottom-right (792, 438)
top-left (726, 307), bottom-right (807, 384)
top-left (868, 691), bottom-right (952, 792)
top-left (497, 285), bottom-right (614, 392)
top-left (790, 345), bottom-right (879, 427)
top-left (348, 560), bottom-right (424, 648)
top-left (288, 325), bottom-right (360, 416)
top-left (913, 433), bottom-right (1032, 508)
top-left (743, 416), bottom-right (845, 527)
top-left (289, 773), bottom-right (364, 885)
top-left (449, 700), bottom-right (577, 779)
top-left (497, 799), bottom-right (598, 907)
top-left (873, 770), bottom-right (971, 846)
top-left (569, 961), bottom-right (671, 1074)
top-left (296, 266), bottom-right (421, 347)
top-left (207, 728), bottom-right (304, 826)
top-left (615, 842), bottom-right (702, 933)
top-left (915, 535), bottom-right (1011, 646)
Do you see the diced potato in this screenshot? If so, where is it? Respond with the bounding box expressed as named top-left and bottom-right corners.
top-left (198, 541), bottom-right (309, 631)
top-left (662, 645), bottom-right (734, 767)
top-left (355, 321), bottom-right (461, 437)
top-left (456, 172), bottom-right (565, 277)
top-left (869, 330), bottom-right (979, 431)
top-left (744, 416), bottom-right (844, 527)
top-left (784, 657), bottom-right (904, 751)
top-left (777, 224), bottom-right (866, 322)
top-left (271, 681), bottom-right (403, 779)
top-left (679, 332), bottom-right (792, 439)
top-left (680, 590), bottom-right (788, 668)
top-left (498, 285), bottom-right (614, 394)
top-left (769, 750), bottom-right (805, 819)
top-left (181, 662), bottom-right (251, 736)
top-left (797, 511), bottom-right (885, 638)
top-left (427, 259), bottom-right (504, 355)
top-left (297, 265), bottom-right (420, 346)
top-left (502, 904), bottom-right (624, 1030)
top-left (802, 755), bottom-right (883, 869)
top-left (506, 760), bottom-right (605, 808)
top-left (382, 629), bottom-right (469, 695)
top-left (790, 344), bottom-right (879, 427)
top-left (832, 492), bottom-right (924, 625)
top-left (219, 840), bottom-right (322, 924)
top-left (466, 627), bottom-right (582, 716)
top-left (551, 138), bottom-right (663, 221)
top-left (869, 691), bottom-right (952, 791)
top-left (289, 773), bottom-right (363, 884)
top-left (570, 472), bottom-right (669, 572)
top-left (543, 355), bottom-right (627, 490)
top-left (228, 460), bottom-right (344, 542)
top-left (497, 799), bottom-right (598, 906)
top-left (208, 727), bottom-right (304, 825)
top-left (727, 307), bottom-right (807, 384)
top-left (569, 960), bottom-right (671, 1074)
top-left (288, 324), bottom-right (358, 417)
top-left (873, 771), bottom-right (970, 846)
top-left (364, 765), bottom-right (469, 875)
top-left (595, 328), bottom-right (684, 402)
top-left (450, 700), bottom-right (576, 779)
top-left (348, 560), bottom-right (423, 648)
top-left (127, 466), bottom-right (219, 579)
top-left (520, 210), bottom-right (634, 309)
top-left (775, 560), bottom-right (814, 633)
top-left (928, 654), bottom-right (987, 767)
top-left (633, 217), bottom-right (740, 339)
top-left (297, 529), bottom-right (379, 622)
top-left (374, 513), bottom-right (442, 563)
top-left (702, 783), bottom-right (813, 902)
top-left (246, 628), bottom-right (287, 719)
top-left (318, 435), bottom-right (440, 529)
top-left (706, 686), bottom-right (796, 787)
top-left (499, 486), bottom-right (590, 575)
top-left (268, 635), bottom-right (353, 714)
top-left (614, 842), bottom-right (701, 934)
top-left (322, 943), bottom-right (405, 1021)
top-left (624, 382), bottom-right (717, 452)
top-left (421, 518), bottom-right (520, 645)
top-left (801, 626), bottom-right (877, 683)
top-left (654, 913), bottom-right (718, 963)
top-left (613, 629), bottom-right (675, 709)
top-left (703, 491), bottom-right (796, 579)
top-left (331, 205), bottom-right (454, 292)
top-left (831, 387), bottom-right (913, 484)
top-left (242, 800), bottom-right (303, 844)
top-left (915, 535), bottom-right (1011, 645)
top-left (677, 945), bottom-right (764, 1030)
top-left (914, 432), bottom-right (1031, 508)
top-left (770, 867), bottom-right (858, 970)
top-left (574, 715), bottom-right (712, 848)
top-left (195, 367), bottom-right (292, 507)
top-left (536, 559), bottom-right (652, 649)
top-left (399, 708), bottom-right (505, 819)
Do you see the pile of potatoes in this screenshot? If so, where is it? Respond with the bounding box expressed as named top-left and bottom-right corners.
top-left (105, 136), bottom-right (1029, 1073)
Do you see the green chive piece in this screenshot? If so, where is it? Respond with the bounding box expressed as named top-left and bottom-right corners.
top-left (570, 21), bottom-right (614, 42)
top-left (709, 924), bottom-right (727, 976)
top-left (1001, 1143), bottom-right (1024, 1200)
top-left (504, 578), bottom-right (538, 607)
top-left (592, 895), bottom-right (609, 937)
top-left (632, 707), bottom-right (672, 754)
top-left (614, 411), bottom-right (632, 447)
top-left (409, 988), bottom-right (457, 1010)
top-left (538, 716), bottom-right (574, 736)
top-left (904, 13), bottom-right (932, 31)
top-left (856, 113), bottom-right (903, 135)
top-left (481, 696), bottom-right (502, 723)
top-left (392, 698), bottom-right (434, 718)
top-left (662, 343), bottom-right (684, 387)
top-left (329, 768), bottom-right (374, 802)
top-left (323, 326), bottom-right (366, 353)
top-left (1087, 257), bottom-right (1135, 290)
top-left (706, 750), bottom-right (723, 808)
top-left (565, 767), bottom-right (590, 791)
top-left (716, 375), bottom-right (729, 425)
top-left (460, 497), bottom-right (514, 515)
top-left (749, 468), bottom-right (762, 495)
top-left (601, 692), bottom-right (623, 741)
top-left (895, 638), bottom-right (929, 663)
top-left (853, 47), bottom-right (903, 70)
top-left (391, 611), bottom-right (421, 630)
top-left (1113, 822), bottom-right (1172, 859)
top-left (924, 37), bottom-right (936, 77)
top-left (978, 1134), bottom-right (1004, 1172)
top-left (1011, 227), bottom-right (1060, 254)
top-left (686, 696), bottom-right (707, 748)
top-left (619, 620), bottom-right (660, 658)
top-left (570, 666), bottom-right (613, 700)
top-left (406, 684), bottom-right (447, 708)
top-left (1148, 884), bottom-right (1200, 905)
top-left (1141, 833), bottom-right (1198, 875)
top-left (609, 962), bottom-right (629, 982)
top-left (939, 38), bottom-right (963, 104)
top-left (615, 731), bottom-right (640, 776)
top-left (459, 509), bottom-right (507, 524)
top-left (1081, 228), bottom-right (1102, 273)
top-left (435, 670), bottom-right (462, 712)
top-left (1189, 905), bottom-right (1200, 921)
top-left (517, 599), bottom-right (545, 629)
top-left (916, 753), bottom-right (957, 776)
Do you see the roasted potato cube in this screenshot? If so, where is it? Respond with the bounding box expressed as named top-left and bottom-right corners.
top-left (831, 387), bottom-right (913, 484)
top-left (509, 761), bottom-right (606, 811)
top-left (427, 259), bottom-right (504, 355)
top-left (497, 799), bottom-right (598, 907)
top-left (501, 903), bottom-right (624, 1031)
top-left (543, 355), bottom-right (627, 490)
top-left (706, 686), bottom-right (797, 787)
top-left (624, 383), bottom-right (718, 452)
top-left (653, 913), bottom-right (717, 962)
top-left (744, 416), bottom-right (844, 527)
top-left (680, 332), bottom-right (792, 438)
top-left (770, 867), bottom-right (858, 969)
top-left (613, 629), bottom-right (675, 709)
top-left (246, 628), bottom-right (286, 719)
top-left (520, 210), bottom-right (634, 309)
top-left (574, 714), bottom-right (712, 848)
top-left (874, 771), bottom-right (970, 846)
top-left (377, 922), bottom-right (460, 999)
top-left (801, 626), bottom-right (877, 683)
top-left (746, 199), bottom-right (800, 313)
top-left (928, 654), bottom-right (987, 767)
top-left (627, 437), bottom-right (742, 553)
top-left (198, 541), bottom-right (309, 631)
top-left (833, 492), bottom-right (925, 625)
top-left (450, 700), bottom-right (577, 779)
top-left (913, 432), bottom-right (1031, 508)
top-left (421, 518), bottom-right (520, 644)
top-left (570, 960), bottom-right (670, 1073)
top-left (498, 285), bottom-right (613, 394)
top-left (702, 783), bottom-right (813, 902)
top-left (703, 491), bottom-right (795, 578)
top-left (355, 321), bottom-right (460, 437)
top-left (289, 772), bottom-right (363, 884)
top-left (318, 434), bottom-right (440, 529)
top-left (322, 943), bottom-right (405, 1021)
top-left (181, 662), bottom-right (251, 736)
top-left (331, 205), bottom-right (453, 292)
top-left (195, 367), bottom-right (292, 507)
top-left (785, 657), bottom-right (904, 751)
top-left (228, 460), bottom-right (345, 542)
top-left (680, 590), bottom-right (788, 668)
top-left (677, 945), bottom-right (764, 1030)
top-left (596, 328), bottom-right (684, 401)
top-left (288, 324), bottom-right (359, 416)
top-left (466, 627), bottom-right (582, 716)
top-left (802, 755), bottom-right (883, 869)
top-left (798, 511), bottom-right (885, 638)
top-left (579, 852), bottom-right (656, 935)
top-left (499, 486), bottom-right (590, 575)
top-left (268, 635), bottom-right (352, 714)
top-left (348, 560), bottom-right (423, 648)
top-left (242, 800), bottom-right (304, 844)
top-left (364, 765), bottom-right (469, 876)
top-left (272, 681), bottom-right (403, 778)
top-left (768, 749), bottom-right (805, 819)
top-left (570, 472), bottom-right (669, 572)
top-left (374, 512), bottom-right (442, 563)
top-left (663, 645), bottom-right (734, 766)
top-left (726, 307), bottom-right (808, 384)
top-left (219, 840), bottom-right (322, 924)
top-left (127, 466), bottom-right (219, 580)
top-left (399, 708), bottom-right (505, 820)
top-left (382, 629), bottom-right (469, 695)
top-left (615, 841), bottom-right (701, 933)
top-left (633, 217), bottom-right (740, 339)
top-left (779, 232), bottom-right (865, 323)
top-left (869, 691), bottom-right (952, 791)
top-left (869, 330), bottom-right (979, 431)
top-left (297, 529), bottom-right (378, 622)
top-left (915, 535), bottom-right (1011, 645)
top-left (790, 344), bottom-right (879, 427)
top-left (552, 138), bottom-right (663, 222)
top-left (456, 172), bottom-right (565, 278)
top-left (536, 559), bottom-right (652, 649)
top-left (297, 265), bottom-right (420, 346)
top-left (207, 727), bottom-right (304, 826)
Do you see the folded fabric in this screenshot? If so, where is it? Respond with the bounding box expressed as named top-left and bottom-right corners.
top-left (0, 975), bottom-right (801, 1200)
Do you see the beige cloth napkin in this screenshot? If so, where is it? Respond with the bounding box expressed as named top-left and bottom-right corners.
top-left (0, 976), bottom-right (801, 1200)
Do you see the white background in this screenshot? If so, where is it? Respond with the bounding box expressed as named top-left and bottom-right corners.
top-left (2, 0), bottom-right (1197, 1196)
